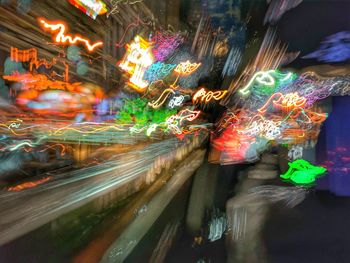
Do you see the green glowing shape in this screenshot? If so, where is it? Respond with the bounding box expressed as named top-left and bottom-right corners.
top-left (240, 70), bottom-right (298, 96)
top-left (117, 98), bottom-right (176, 125)
top-left (280, 159), bottom-right (327, 185)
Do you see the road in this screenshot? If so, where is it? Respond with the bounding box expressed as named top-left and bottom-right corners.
top-left (0, 137), bottom-right (199, 246)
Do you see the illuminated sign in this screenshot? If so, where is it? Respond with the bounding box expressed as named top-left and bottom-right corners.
top-left (240, 70), bottom-right (276, 95)
top-left (166, 109), bottom-right (201, 134)
top-left (168, 95), bottom-right (185, 108)
top-left (68, 0), bottom-right (107, 19)
top-left (280, 159), bottom-right (327, 185)
top-left (258, 92), bottom-right (307, 114)
top-left (119, 35), bottom-right (154, 92)
top-left (174, 61), bottom-right (201, 76)
top-left (239, 70), bottom-right (296, 95)
top-left (193, 87), bottom-right (227, 104)
top-left (10, 47), bottom-right (69, 81)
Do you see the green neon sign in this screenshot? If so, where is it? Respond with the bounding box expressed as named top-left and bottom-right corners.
top-left (280, 159), bottom-right (327, 185)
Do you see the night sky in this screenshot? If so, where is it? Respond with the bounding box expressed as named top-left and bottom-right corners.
top-left (205, 0), bottom-right (350, 68)
top-left (276, 0), bottom-right (350, 68)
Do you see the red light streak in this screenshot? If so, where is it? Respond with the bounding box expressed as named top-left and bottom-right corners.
top-left (115, 16), bottom-right (151, 48)
top-left (7, 177), bottom-right (53, 192)
top-left (39, 143), bottom-right (69, 156)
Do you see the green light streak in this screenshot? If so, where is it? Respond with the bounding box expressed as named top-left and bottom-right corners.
top-left (239, 70), bottom-right (297, 96)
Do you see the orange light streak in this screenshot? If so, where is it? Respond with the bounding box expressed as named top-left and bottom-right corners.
top-left (192, 87), bottom-right (228, 103)
top-left (148, 88), bottom-right (175, 109)
top-left (39, 143), bottom-right (69, 156)
top-left (7, 177), bottom-right (52, 192)
top-left (0, 119), bottom-right (24, 136)
top-left (5, 73), bottom-right (81, 91)
top-left (39, 19), bottom-right (103, 52)
top-left (166, 109), bottom-right (201, 134)
top-left (174, 61), bottom-right (201, 76)
top-left (258, 92), bottom-right (307, 114)
top-left (10, 47), bottom-right (69, 81)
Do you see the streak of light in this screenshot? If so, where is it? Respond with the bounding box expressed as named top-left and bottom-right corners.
top-left (258, 92), bottom-right (307, 114)
top-left (51, 123), bottom-right (126, 135)
top-left (108, 0), bottom-right (143, 17)
top-left (239, 70), bottom-right (276, 95)
top-left (115, 15), bottom-right (151, 47)
top-left (148, 88), bottom-right (175, 109)
top-left (0, 135), bottom-right (207, 246)
top-left (39, 143), bottom-right (72, 156)
top-left (0, 136), bottom-right (47, 152)
top-left (7, 177), bottom-right (53, 192)
top-left (174, 61), bottom-right (201, 76)
top-left (39, 18), bottom-right (103, 52)
top-left (193, 88), bottom-right (228, 104)
top-left (166, 109), bottom-right (201, 134)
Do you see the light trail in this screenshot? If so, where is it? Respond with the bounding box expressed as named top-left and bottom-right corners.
top-left (39, 19), bottom-right (103, 52)
top-left (0, 134), bottom-right (207, 246)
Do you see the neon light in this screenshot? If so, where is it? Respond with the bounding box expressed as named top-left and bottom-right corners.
top-left (276, 92), bottom-right (307, 111)
top-left (280, 72), bottom-right (294, 82)
top-left (146, 124), bottom-right (158, 136)
top-left (52, 124), bottom-right (125, 135)
top-left (239, 70), bottom-right (297, 96)
top-left (129, 126), bottom-right (147, 134)
top-left (152, 31), bottom-right (184, 61)
top-left (5, 73), bottom-right (80, 92)
top-left (192, 88), bottom-right (206, 102)
top-left (108, 0), bottom-right (143, 16)
top-left (241, 119), bottom-right (282, 140)
top-left (174, 61), bottom-right (201, 76)
top-left (68, 0), bottom-right (107, 19)
top-left (10, 47), bottom-right (37, 64)
top-left (6, 136), bottom-right (47, 151)
top-left (258, 92), bottom-right (307, 114)
top-left (239, 70), bottom-right (276, 95)
top-left (169, 109), bottom-right (200, 123)
top-left (39, 19), bottom-right (103, 52)
top-left (211, 127), bottom-right (254, 163)
top-left (166, 109), bottom-right (201, 134)
top-left (193, 87), bottom-right (228, 104)
top-left (143, 62), bottom-right (176, 83)
top-left (0, 119), bottom-right (24, 136)
top-left (280, 159), bottom-right (327, 185)
top-left (303, 110), bottom-right (327, 123)
top-left (115, 16), bottom-right (150, 48)
top-left (7, 119), bottom-right (23, 130)
top-left (148, 88), bottom-right (175, 109)
top-left (168, 95), bottom-right (185, 108)
top-left (10, 47), bottom-right (69, 82)
top-left (119, 35), bottom-right (153, 92)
